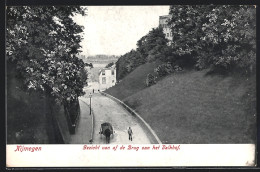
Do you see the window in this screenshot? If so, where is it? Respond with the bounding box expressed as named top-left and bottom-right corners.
top-left (112, 80), bottom-right (114, 83)
top-left (111, 70), bottom-right (114, 75)
top-left (102, 71), bottom-right (105, 75)
top-left (102, 77), bottom-right (106, 84)
top-left (167, 33), bottom-right (169, 37)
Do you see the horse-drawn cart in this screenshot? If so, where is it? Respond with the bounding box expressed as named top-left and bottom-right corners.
top-left (99, 122), bottom-right (114, 143)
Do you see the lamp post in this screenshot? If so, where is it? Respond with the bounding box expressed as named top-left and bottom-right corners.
top-left (89, 93), bottom-right (92, 115)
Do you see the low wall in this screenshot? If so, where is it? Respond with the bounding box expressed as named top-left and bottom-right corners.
top-left (100, 91), bottom-right (162, 144)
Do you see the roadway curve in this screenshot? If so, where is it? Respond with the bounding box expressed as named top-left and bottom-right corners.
top-left (80, 91), bottom-right (151, 144)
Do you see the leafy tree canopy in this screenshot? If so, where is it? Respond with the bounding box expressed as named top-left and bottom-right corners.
top-left (168, 5), bottom-right (256, 72)
top-left (116, 27), bottom-right (172, 80)
top-left (6, 6), bottom-right (88, 103)
top-left (105, 62), bottom-right (114, 68)
top-left (137, 27), bottom-right (169, 62)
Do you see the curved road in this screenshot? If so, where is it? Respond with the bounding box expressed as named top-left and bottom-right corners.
top-left (80, 91), bottom-right (151, 144)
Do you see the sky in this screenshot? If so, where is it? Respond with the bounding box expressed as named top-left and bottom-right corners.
top-left (73, 6), bottom-right (169, 57)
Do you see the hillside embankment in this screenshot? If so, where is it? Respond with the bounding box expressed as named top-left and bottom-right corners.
top-left (105, 63), bottom-right (256, 143)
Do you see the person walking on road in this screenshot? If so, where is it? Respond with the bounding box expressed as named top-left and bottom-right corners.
top-left (128, 127), bottom-right (133, 141)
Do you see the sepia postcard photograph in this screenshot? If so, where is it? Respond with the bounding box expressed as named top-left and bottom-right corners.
top-left (6, 4), bottom-right (257, 167)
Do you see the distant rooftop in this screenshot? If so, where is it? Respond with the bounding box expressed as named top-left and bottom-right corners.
top-left (98, 66), bottom-right (116, 75)
top-left (159, 15), bottom-right (171, 19)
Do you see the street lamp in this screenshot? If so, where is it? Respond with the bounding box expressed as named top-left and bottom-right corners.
top-left (89, 93), bottom-right (92, 115)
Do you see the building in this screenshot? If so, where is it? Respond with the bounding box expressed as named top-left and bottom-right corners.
top-left (98, 66), bottom-right (116, 90)
top-left (159, 15), bottom-right (173, 44)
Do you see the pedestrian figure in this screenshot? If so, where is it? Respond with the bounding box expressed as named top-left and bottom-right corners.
top-left (128, 127), bottom-right (133, 141)
top-left (93, 89), bottom-right (94, 93)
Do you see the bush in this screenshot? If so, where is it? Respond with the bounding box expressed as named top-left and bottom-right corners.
top-left (146, 73), bottom-right (156, 87)
top-left (154, 63), bottom-right (174, 77)
top-left (173, 65), bottom-right (183, 72)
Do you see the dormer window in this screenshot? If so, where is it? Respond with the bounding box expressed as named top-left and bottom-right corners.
top-left (102, 71), bottom-right (105, 75)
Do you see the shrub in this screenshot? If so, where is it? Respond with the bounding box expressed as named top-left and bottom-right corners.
top-left (146, 73), bottom-right (156, 87)
top-left (173, 65), bottom-right (183, 72)
top-left (154, 63), bottom-right (174, 77)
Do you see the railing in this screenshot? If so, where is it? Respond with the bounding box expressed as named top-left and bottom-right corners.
top-left (100, 91), bottom-right (162, 144)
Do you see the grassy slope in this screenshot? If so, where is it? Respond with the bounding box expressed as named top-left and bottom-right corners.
top-left (106, 61), bottom-right (162, 101)
top-left (105, 64), bottom-right (256, 144)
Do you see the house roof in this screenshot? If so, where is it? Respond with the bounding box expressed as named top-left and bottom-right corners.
top-left (159, 15), bottom-right (171, 19)
top-left (98, 66), bottom-right (115, 75)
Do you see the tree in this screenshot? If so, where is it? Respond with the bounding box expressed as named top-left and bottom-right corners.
top-left (85, 62), bottom-right (93, 68)
top-left (6, 6), bottom-right (87, 104)
top-left (116, 49), bottom-right (143, 80)
top-left (6, 6), bottom-right (89, 132)
top-left (137, 27), bottom-right (169, 62)
top-left (168, 5), bottom-right (256, 73)
top-left (168, 5), bottom-right (212, 67)
top-left (154, 63), bottom-right (174, 77)
top-left (198, 5), bottom-right (256, 72)
top-left (116, 27), bottom-right (173, 80)
top-left (105, 62), bottom-right (114, 68)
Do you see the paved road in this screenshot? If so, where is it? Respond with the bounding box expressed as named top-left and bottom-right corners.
top-left (80, 91), bottom-right (151, 144)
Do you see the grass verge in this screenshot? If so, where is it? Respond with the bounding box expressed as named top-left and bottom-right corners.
top-left (106, 65), bottom-right (256, 143)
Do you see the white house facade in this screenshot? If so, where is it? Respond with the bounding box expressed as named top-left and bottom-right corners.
top-left (98, 67), bottom-right (116, 90)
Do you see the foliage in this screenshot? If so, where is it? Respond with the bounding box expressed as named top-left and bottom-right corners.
top-left (173, 65), bottom-right (183, 72)
top-left (6, 6), bottom-right (88, 104)
top-left (145, 73), bottom-right (156, 87)
top-left (105, 62), bottom-right (114, 68)
top-left (168, 5), bottom-right (256, 73)
top-left (200, 5), bottom-right (256, 72)
top-left (137, 27), bottom-right (170, 62)
top-left (85, 62), bottom-right (93, 68)
top-left (154, 63), bottom-right (174, 77)
top-left (116, 50), bottom-right (143, 80)
top-left (116, 27), bottom-right (171, 80)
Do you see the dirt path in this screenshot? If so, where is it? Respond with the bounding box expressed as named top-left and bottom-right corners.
top-left (80, 91), bottom-right (151, 144)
